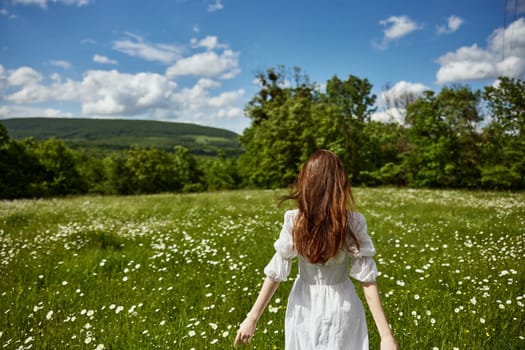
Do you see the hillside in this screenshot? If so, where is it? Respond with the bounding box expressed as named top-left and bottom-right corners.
top-left (1, 117), bottom-right (242, 156)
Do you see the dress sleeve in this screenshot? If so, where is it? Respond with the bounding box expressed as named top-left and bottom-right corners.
top-left (349, 213), bottom-right (378, 283)
top-left (263, 210), bottom-right (297, 282)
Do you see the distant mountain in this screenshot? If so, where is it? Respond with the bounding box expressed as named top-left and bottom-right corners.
top-left (1, 117), bottom-right (242, 156)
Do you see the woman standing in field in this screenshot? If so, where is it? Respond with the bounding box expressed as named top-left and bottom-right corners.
top-left (234, 150), bottom-right (398, 349)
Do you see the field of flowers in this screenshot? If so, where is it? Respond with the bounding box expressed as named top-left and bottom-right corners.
top-left (1, 188), bottom-right (524, 349)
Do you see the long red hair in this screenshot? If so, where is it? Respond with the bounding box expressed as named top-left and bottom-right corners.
top-left (283, 150), bottom-right (359, 264)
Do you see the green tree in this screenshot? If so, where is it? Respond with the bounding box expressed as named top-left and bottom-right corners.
top-left (404, 86), bottom-right (483, 187)
top-left (31, 137), bottom-right (87, 196)
top-left (324, 74), bottom-right (377, 181)
top-left (482, 77), bottom-right (525, 188)
top-left (239, 66), bottom-right (318, 188)
top-left (173, 145), bottom-right (204, 192)
top-left (202, 151), bottom-right (240, 191)
top-left (123, 146), bottom-right (179, 194)
top-left (0, 126), bottom-right (47, 198)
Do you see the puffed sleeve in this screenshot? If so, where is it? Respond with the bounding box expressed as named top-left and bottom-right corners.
top-left (263, 210), bottom-right (297, 282)
top-left (348, 213), bottom-right (378, 282)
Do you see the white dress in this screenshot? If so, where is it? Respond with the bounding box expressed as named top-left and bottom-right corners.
top-left (264, 209), bottom-right (378, 350)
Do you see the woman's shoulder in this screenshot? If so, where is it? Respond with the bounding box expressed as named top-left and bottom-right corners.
top-left (283, 208), bottom-right (299, 220)
top-left (349, 211), bottom-right (366, 228)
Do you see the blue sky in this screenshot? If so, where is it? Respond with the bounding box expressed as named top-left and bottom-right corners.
top-left (1, 0), bottom-right (524, 133)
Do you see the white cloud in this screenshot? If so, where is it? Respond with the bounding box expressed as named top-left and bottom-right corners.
top-left (371, 108), bottom-right (405, 124)
top-left (113, 33), bottom-right (183, 64)
top-left (13, 0), bottom-right (92, 8)
top-left (190, 36), bottom-right (226, 50)
top-left (437, 15), bottom-right (464, 35)
top-left (379, 80), bottom-right (429, 106)
top-left (375, 15), bottom-right (422, 49)
top-left (376, 81), bottom-right (430, 123)
top-left (436, 18), bottom-right (525, 84)
top-left (0, 105), bottom-right (72, 118)
top-left (50, 60), bottom-right (72, 70)
top-left (381, 16), bottom-right (420, 39)
top-left (166, 50), bottom-right (240, 79)
top-left (93, 54), bottom-right (117, 65)
top-left (2, 66), bottom-right (246, 128)
top-left (79, 70), bottom-right (177, 115)
top-left (7, 66), bottom-right (42, 86)
top-left (193, 24), bottom-right (200, 33)
top-left (207, 0), bottom-right (223, 12)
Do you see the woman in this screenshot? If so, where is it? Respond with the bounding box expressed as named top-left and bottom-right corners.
top-left (234, 150), bottom-right (398, 349)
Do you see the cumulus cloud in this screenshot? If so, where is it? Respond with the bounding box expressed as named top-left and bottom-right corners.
top-left (437, 15), bottom-right (464, 35)
top-left (0, 105), bottom-right (71, 118)
top-left (374, 15), bottom-right (422, 49)
top-left (93, 54), bottom-right (117, 65)
top-left (207, 0), bottom-right (223, 12)
top-left (13, 0), bottom-right (92, 8)
top-left (374, 81), bottom-right (430, 123)
top-left (371, 108), bottom-right (405, 124)
top-left (379, 80), bottom-right (429, 105)
top-left (78, 70), bottom-right (177, 115)
top-left (50, 60), bottom-right (72, 70)
top-left (1, 65), bottom-right (246, 128)
top-left (436, 18), bottom-right (525, 84)
top-left (113, 33), bottom-right (183, 64)
top-left (190, 36), bottom-right (226, 50)
top-left (166, 50), bottom-right (240, 79)
top-left (7, 66), bottom-right (42, 86)
top-left (381, 16), bottom-right (421, 39)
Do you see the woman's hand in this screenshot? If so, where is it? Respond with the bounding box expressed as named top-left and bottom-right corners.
top-left (234, 317), bottom-right (257, 347)
top-left (380, 333), bottom-right (399, 350)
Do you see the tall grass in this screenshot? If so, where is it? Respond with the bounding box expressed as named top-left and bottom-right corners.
top-left (0, 188), bottom-right (523, 349)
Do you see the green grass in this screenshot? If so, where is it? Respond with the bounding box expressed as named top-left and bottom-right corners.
top-left (0, 188), bottom-right (524, 349)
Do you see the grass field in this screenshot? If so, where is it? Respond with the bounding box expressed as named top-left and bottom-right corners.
top-left (1, 188), bottom-right (524, 349)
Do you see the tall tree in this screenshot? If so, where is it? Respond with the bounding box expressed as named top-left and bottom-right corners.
top-left (31, 137), bottom-right (87, 195)
top-left (482, 77), bottom-right (525, 188)
top-left (239, 66), bottom-right (318, 188)
top-left (404, 86), bottom-right (483, 187)
top-left (324, 75), bottom-right (376, 181)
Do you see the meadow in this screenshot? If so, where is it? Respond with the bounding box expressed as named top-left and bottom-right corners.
top-left (0, 188), bottom-right (524, 349)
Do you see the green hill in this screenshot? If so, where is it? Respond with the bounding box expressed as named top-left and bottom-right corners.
top-left (1, 117), bottom-right (242, 156)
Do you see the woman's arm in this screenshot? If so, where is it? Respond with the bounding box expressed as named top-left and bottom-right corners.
top-left (234, 277), bottom-right (280, 347)
top-left (361, 282), bottom-right (399, 350)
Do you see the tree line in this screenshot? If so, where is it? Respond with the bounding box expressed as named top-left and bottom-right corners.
top-left (1, 67), bottom-right (523, 199)
top-left (0, 131), bottom-right (240, 199)
top-left (238, 67), bottom-right (524, 190)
